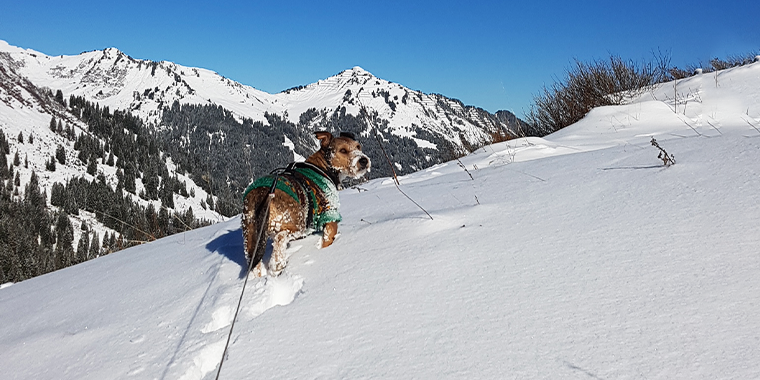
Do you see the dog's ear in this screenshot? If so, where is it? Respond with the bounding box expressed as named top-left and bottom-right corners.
top-left (315, 131), bottom-right (333, 149)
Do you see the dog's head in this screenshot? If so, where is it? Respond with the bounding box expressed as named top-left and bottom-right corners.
top-left (314, 131), bottom-right (370, 180)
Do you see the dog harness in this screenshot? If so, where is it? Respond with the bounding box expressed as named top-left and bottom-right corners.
top-left (243, 162), bottom-right (341, 232)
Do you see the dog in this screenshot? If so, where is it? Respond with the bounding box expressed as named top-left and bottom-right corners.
top-left (241, 131), bottom-right (370, 277)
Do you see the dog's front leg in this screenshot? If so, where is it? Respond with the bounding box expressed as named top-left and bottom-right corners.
top-left (321, 221), bottom-right (338, 248)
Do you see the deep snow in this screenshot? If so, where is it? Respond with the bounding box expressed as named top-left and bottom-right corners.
top-left (1, 62), bottom-right (760, 379)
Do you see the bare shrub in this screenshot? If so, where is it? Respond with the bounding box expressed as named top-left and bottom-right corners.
top-left (669, 67), bottom-right (692, 80)
top-left (710, 58), bottom-right (731, 71)
top-left (527, 55), bottom-right (665, 134)
top-left (667, 50), bottom-right (760, 80)
top-left (650, 137), bottom-right (675, 166)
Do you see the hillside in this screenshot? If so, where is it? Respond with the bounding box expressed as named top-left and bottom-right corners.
top-left (1, 60), bottom-right (758, 379)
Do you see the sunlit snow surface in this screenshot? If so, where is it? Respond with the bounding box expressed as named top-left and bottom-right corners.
top-left (2, 62), bottom-right (760, 379)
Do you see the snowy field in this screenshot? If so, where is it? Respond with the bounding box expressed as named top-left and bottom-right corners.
top-left (1, 62), bottom-right (759, 379)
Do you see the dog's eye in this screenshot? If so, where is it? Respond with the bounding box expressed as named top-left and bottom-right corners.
top-left (339, 148), bottom-right (348, 154)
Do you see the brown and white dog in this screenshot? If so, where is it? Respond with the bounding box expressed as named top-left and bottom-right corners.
top-left (242, 131), bottom-right (370, 277)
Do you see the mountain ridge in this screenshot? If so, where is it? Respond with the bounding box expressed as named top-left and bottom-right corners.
top-left (0, 40), bottom-right (524, 150)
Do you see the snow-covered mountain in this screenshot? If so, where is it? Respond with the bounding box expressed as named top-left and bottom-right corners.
top-left (1, 51), bottom-right (759, 379)
top-left (0, 40), bottom-right (522, 153)
top-left (0, 46), bottom-right (222, 218)
top-left (0, 42), bottom-right (228, 281)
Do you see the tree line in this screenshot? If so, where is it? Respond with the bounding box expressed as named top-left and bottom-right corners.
top-left (0, 95), bottom-right (210, 283)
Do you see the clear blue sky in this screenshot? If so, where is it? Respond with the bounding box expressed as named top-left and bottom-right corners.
top-left (1, 0), bottom-right (758, 117)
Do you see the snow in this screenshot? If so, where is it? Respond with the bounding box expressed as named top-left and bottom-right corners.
top-left (2, 61), bottom-right (760, 379)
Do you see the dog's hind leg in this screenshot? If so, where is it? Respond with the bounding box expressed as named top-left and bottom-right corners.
top-left (243, 189), bottom-right (271, 276)
top-left (268, 231), bottom-right (292, 277)
top-left (243, 219), bottom-right (268, 276)
top-left (250, 232), bottom-right (269, 277)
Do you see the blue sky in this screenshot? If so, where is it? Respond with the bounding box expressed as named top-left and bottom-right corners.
top-left (1, 0), bottom-right (758, 117)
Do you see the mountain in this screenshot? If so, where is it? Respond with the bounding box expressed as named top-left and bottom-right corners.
top-left (0, 40), bottom-right (526, 281)
top-left (0, 40), bottom-right (522, 148)
top-left (0, 40), bottom-right (525, 180)
top-left (1, 59), bottom-right (759, 379)
top-left (0, 42), bottom-right (228, 282)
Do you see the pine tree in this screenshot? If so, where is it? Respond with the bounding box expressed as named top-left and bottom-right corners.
top-left (158, 208), bottom-right (170, 236)
top-left (55, 89), bottom-right (65, 105)
top-left (54, 212), bottom-right (74, 269)
top-left (0, 150), bottom-right (8, 179)
top-left (101, 232), bottom-right (111, 254)
top-left (50, 182), bottom-right (65, 207)
top-left (24, 171), bottom-right (45, 210)
top-left (46, 156), bottom-right (56, 171)
top-left (206, 193), bottom-right (214, 210)
top-left (124, 164), bottom-right (136, 193)
top-left (89, 231), bottom-right (100, 258)
top-left (0, 133), bottom-right (8, 156)
top-left (109, 232), bottom-right (117, 253)
top-left (56, 145), bottom-right (66, 165)
top-left (159, 181), bottom-right (174, 209)
top-left (87, 155), bottom-right (97, 176)
top-left (76, 231), bottom-right (89, 264)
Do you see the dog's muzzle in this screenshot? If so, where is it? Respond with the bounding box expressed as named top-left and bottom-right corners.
top-left (351, 153), bottom-right (371, 177)
top-left (358, 156), bottom-right (369, 171)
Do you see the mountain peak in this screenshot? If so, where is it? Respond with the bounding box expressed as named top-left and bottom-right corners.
top-left (339, 66), bottom-right (374, 78)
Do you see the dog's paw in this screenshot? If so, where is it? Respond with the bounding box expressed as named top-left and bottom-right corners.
top-left (321, 232), bottom-right (341, 248)
top-left (268, 261), bottom-right (286, 277)
top-left (252, 262), bottom-right (267, 277)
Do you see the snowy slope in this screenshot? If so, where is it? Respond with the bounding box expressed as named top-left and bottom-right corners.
top-left (1, 61), bottom-right (760, 379)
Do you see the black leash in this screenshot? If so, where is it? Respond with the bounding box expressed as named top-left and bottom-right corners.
top-left (214, 173), bottom-right (280, 380)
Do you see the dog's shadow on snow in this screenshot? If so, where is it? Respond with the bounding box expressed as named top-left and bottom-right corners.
top-left (206, 228), bottom-right (272, 279)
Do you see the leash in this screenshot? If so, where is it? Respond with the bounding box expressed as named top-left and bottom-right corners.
top-left (214, 174), bottom-right (280, 380)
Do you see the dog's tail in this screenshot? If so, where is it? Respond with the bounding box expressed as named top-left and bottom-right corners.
top-left (242, 189), bottom-right (271, 271)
